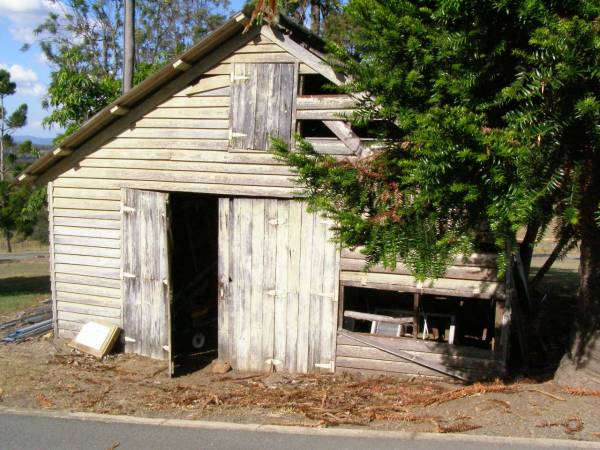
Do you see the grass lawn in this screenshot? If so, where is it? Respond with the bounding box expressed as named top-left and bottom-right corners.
top-left (0, 259), bottom-right (50, 316)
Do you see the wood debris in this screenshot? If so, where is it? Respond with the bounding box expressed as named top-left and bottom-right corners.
top-left (436, 421), bottom-right (482, 433)
top-left (417, 381), bottom-right (515, 406)
top-left (537, 416), bottom-right (584, 435)
top-left (563, 387), bottom-right (600, 397)
top-left (526, 388), bottom-right (565, 401)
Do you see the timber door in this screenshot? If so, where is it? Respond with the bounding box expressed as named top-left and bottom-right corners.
top-left (121, 189), bottom-right (171, 363)
top-left (229, 63), bottom-right (294, 150)
top-left (218, 198), bottom-right (340, 373)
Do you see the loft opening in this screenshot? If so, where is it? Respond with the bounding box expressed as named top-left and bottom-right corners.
top-left (341, 286), bottom-right (495, 349)
top-left (297, 119), bottom-right (337, 138)
top-left (298, 73), bottom-right (340, 95)
top-left (170, 193), bottom-right (219, 375)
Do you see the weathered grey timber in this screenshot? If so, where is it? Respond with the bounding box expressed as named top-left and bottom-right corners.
top-left (122, 189), bottom-right (170, 361)
top-left (218, 198), bottom-right (339, 373)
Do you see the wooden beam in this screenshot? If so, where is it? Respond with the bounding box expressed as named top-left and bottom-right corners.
top-left (17, 173), bottom-right (37, 182)
top-left (261, 25), bottom-right (346, 86)
top-left (344, 310), bottom-right (413, 325)
top-left (323, 120), bottom-right (366, 156)
top-left (296, 95), bottom-right (356, 110)
top-left (413, 293), bottom-right (420, 338)
top-left (109, 105), bottom-right (129, 116)
top-left (172, 59), bottom-right (192, 71)
top-left (296, 109), bottom-right (354, 120)
top-left (52, 148), bottom-right (73, 157)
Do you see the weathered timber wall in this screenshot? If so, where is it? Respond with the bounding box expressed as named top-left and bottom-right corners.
top-left (51, 32), bottom-right (349, 339)
top-left (340, 248), bottom-right (504, 299)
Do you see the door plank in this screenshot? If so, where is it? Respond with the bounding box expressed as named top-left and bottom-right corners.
top-left (122, 189), bottom-right (170, 361)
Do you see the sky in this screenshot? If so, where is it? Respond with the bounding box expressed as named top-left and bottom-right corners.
top-left (0, 0), bottom-right (246, 140)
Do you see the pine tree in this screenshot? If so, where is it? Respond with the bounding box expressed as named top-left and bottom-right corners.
top-left (0, 69), bottom-right (27, 182)
top-left (272, 0), bottom-right (600, 384)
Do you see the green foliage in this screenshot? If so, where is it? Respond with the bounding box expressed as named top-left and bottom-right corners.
top-left (42, 48), bottom-right (121, 143)
top-left (274, 0), bottom-right (600, 281)
top-left (0, 69), bottom-right (16, 97)
top-left (0, 69), bottom-right (45, 252)
top-left (5, 104), bottom-right (27, 130)
top-left (1, 69), bottom-right (29, 181)
top-left (0, 181), bottom-right (46, 249)
top-left (0, 132), bottom-right (46, 252)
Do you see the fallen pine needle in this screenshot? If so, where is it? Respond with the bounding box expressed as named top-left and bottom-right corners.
top-left (419, 382), bottom-right (515, 406)
top-left (538, 416), bottom-right (584, 435)
top-left (563, 387), bottom-right (600, 397)
top-left (435, 421), bottom-right (482, 433)
top-left (526, 388), bottom-right (565, 401)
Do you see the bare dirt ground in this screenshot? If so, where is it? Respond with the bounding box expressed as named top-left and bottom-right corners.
top-left (1, 334), bottom-right (599, 443)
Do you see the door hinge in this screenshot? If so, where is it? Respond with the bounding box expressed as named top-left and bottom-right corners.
top-left (315, 361), bottom-right (334, 370)
top-left (162, 345), bottom-right (170, 352)
top-left (265, 358), bottom-right (282, 366)
top-left (122, 272), bottom-right (137, 279)
top-left (266, 290), bottom-right (283, 297)
top-left (121, 205), bottom-right (136, 213)
top-left (315, 292), bottom-right (334, 299)
top-left (230, 73), bottom-right (250, 82)
top-left (124, 336), bottom-right (136, 343)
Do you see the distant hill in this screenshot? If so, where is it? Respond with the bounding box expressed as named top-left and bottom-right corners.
top-left (13, 135), bottom-right (55, 146)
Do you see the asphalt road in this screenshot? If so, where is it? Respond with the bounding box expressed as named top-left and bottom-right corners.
top-left (2, 410), bottom-right (598, 450)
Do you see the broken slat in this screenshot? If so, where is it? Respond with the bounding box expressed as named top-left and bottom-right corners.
top-left (296, 95), bottom-right (356, 110)
top-left (338, 329), bottom-right (471, 381)
top-left (344, 310), bottom-right (413, 325)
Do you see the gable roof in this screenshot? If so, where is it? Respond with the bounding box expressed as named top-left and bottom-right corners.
top-left (19, 12), bottom-right (342, 185)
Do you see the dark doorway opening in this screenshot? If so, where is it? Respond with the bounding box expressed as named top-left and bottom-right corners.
top-left (170, 193), bottom-right (219, 375)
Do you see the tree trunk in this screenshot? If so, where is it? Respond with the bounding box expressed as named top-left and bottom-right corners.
top-left (310, 0), bottom-right (321, 35)
top-left (529, 231), bottom-right (571, 290)
top-left (123, 0), bottom-right (135, 93)
top-left (554, 157), bottom-right (600, 388)
top-left (4, 230), bottom-right (12, 253)
top-left (519, 221), bottom-right (540, 276)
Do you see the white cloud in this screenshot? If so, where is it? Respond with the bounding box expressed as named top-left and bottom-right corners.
top-left (4, 64), bottom-right (38, 83)
top-left (0, 0), bottom-right (64, 44)
top-left (0, 63), bottom-right (46, 97)
top-left (19, 82), bottom-right (45, 97)
top-left (36, 52), bottom-right (49, 65)
top-left (0, 0), bottom-right (62, 15)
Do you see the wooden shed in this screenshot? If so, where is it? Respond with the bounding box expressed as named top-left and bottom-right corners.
top-left (20, 13), bottom-right (513, 380)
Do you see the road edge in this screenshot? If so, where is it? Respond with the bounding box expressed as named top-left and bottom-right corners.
top-left (1, 406), bottom-right (599, 448)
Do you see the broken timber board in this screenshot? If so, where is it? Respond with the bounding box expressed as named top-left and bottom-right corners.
top-left (338, 329), bottom-right (471, 382)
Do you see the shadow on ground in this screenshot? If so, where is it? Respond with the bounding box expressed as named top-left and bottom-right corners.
top-left (0, 276), bottom-right (51, 296)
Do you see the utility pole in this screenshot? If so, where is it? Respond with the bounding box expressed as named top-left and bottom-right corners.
top-left (123, 0), bottom-right (135, 93)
